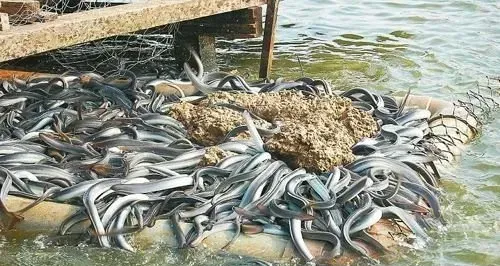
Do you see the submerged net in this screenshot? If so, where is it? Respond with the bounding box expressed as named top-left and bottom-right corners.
top-left (426, 76), bottom-right (499, 164)
top-left (48, 24), bottom-right (180, 75)
top-left (457, 76), bottom-right (500, 121)
top-left (2, 1), bottom-right (180, 75)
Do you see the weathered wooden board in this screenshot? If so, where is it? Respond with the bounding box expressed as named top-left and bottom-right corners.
top-left (259, 0), bottom-right (280, 79)
top-left (0, 0), bottom-right (267, 62)
top-left (180, 24), bottom-right (262, 39)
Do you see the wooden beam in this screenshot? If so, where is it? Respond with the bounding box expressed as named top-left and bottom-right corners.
top-left (0, 12), bottom-right (9, 31)
top-left (179, 7), bottom-right (263, 39)
top-left (0, 0), bottom-right (40, 16)
top-left (0, 0), bottom-right (267, 62)
top-left (198, 35), bottom-right (218, 72)
top-left (180, 24), bottom-right (262, 39)
top-left (259, 0), bottom-right (280, 79)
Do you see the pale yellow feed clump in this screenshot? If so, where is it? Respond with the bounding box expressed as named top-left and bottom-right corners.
top-left (170, 91), bottom-right (378, 172)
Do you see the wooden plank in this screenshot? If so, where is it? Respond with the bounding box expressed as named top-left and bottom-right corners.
top-left (180, 24), bottom-right (261, 39)
top-left (259, 0), bottom-right (280, 79)
top-left (0, 0), bottom-right (267, 62)
top-left (0, 12), bottom-right (9, 31)
top-left (0, 0), bottom-right (40, 16)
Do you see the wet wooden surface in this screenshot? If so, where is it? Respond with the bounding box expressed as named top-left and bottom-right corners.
top-left (259, 0), bottom-right (280, 79)
top-left (0, 0), bottom-right (267, 62)
top-left (198, 35), bottom-right (218, 72)
top-left (179, 6), bottom-right (263, 39)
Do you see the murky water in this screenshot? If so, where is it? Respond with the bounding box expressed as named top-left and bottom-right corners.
top-left (2, 1), bottom-right (500, 265)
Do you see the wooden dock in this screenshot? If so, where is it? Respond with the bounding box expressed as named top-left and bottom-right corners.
top-left (0, 0), bottom-right (281, 78)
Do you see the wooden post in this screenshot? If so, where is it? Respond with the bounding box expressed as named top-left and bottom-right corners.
top-left (173, 34), bottom-right (217, 75)
top-left (259, 0), bottom-right (280, 79)
top-left (198, 35), bottom-right (218, 72)
top-left (0, 12), bottom-right (9, 31)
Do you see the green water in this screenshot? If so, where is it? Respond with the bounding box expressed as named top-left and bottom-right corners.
top-left (220, 1), bottom-right (500, 265)
top-left (2, 1), bottom-right (500, 265)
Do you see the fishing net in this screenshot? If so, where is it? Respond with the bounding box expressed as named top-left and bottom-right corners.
top-left (426, 76), bottom-right (499, 163)
top-left (2, 1), bottom-right (180, 75)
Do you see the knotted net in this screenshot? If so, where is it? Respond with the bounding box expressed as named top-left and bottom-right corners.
top-left (1, 0), bottom-right (179, 75)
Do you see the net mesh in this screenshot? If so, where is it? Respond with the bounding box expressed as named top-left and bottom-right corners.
top-left (426, 76), bottom-right (500, 163)
top-left (3, 1), bottom-right (180, 75)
